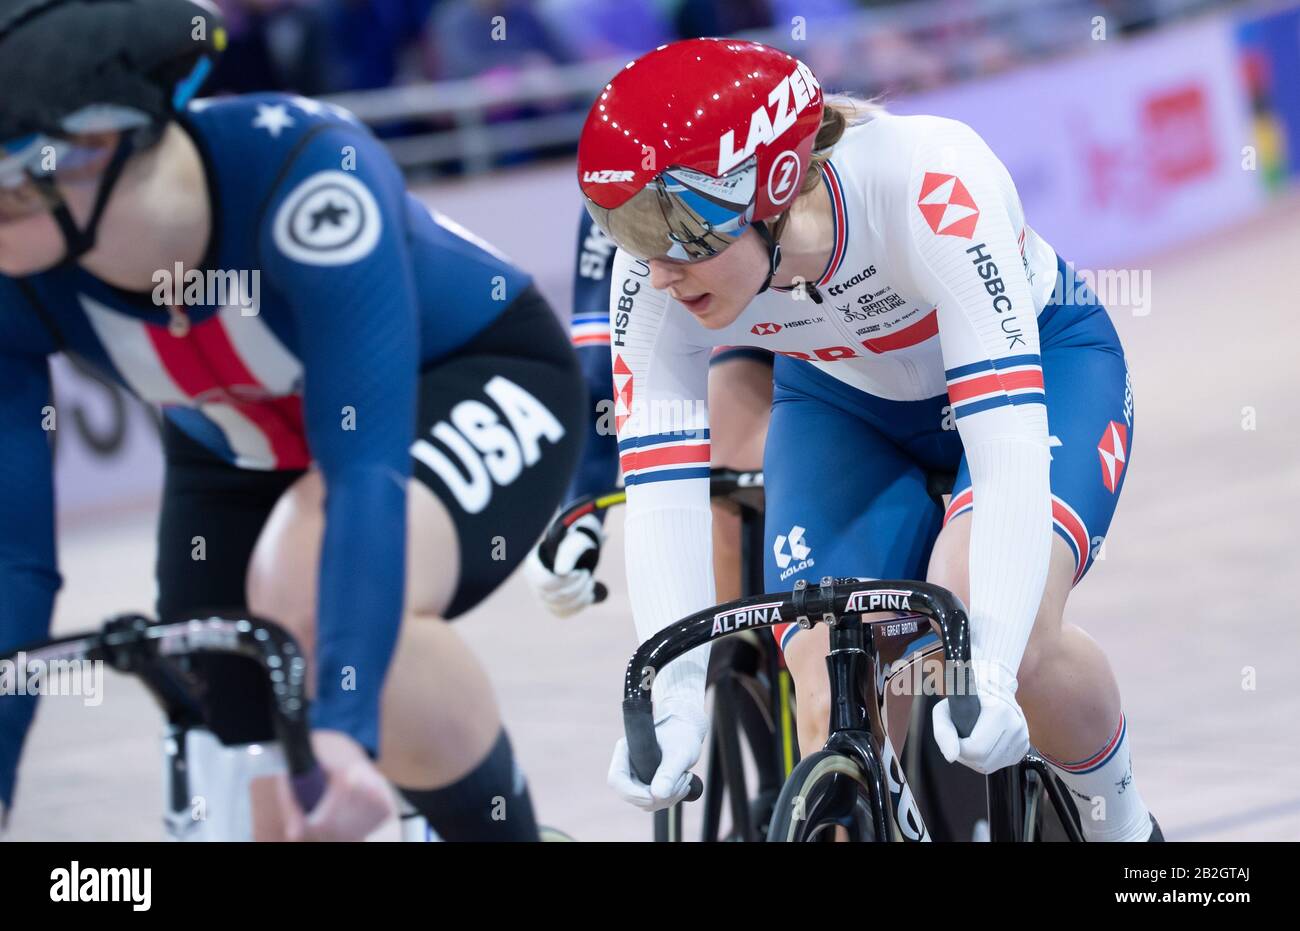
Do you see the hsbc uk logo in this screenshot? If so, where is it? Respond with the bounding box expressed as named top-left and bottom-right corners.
top-left (1098, 420), bottom-right (1128, 493)
top-left (613, 354), bottom-right (635, 434)
top-left (917, 172), bottom-right (979, 239)
top-left (751, 322), bottom-right (782, 336)
top-left (773, 524), bottom-right (813, 581)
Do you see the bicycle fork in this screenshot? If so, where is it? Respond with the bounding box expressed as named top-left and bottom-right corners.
top-left (823, 619), bottom-right (931, 842)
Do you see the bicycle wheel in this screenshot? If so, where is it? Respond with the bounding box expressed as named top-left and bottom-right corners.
top-left (654, 668), bottom-right (780, 842)
top-left (703, 667), bottom-right (783, 841)
top-left (1026, 767), bottom-right (1085, 842)
top-left (905, 692), bottom-right (988, 841)
top-left (653, 803), bottom-right (685, 842)
top-left (655, 635), bottom-right (787, 842)
top-left (766, 750), bottom-right (879, 842)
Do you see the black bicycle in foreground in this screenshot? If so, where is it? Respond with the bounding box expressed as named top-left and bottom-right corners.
top-left (622, 577), bottom-right (1085, 842)
top-left (1, 613), bottom-right (325, 837)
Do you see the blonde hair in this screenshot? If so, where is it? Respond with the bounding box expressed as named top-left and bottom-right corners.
top-left (770, 94), bottom-right (888, 243)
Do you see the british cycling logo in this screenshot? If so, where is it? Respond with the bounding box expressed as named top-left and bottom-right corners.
top-left (0, 654), bottom-right (102, 706)
top-left (916, 172), bottom-right (979, 239)
top-left (773, 525), bottom-right (813, 581)
top-left (272, 170), bottom-right (381, 266)
top-left (49, 862), bottom-right (150, 911)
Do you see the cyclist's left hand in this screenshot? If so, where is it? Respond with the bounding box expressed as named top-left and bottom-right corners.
top-left (271, 730), bottom-right (394, 841)
top-left (931, 659), bottom-right (1029, 774)
top-left (525, 512), bottom-right (605, 618)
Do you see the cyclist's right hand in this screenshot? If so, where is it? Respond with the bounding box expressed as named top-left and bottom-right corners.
top-left (525, 512), bottom-right (606, 617)
top-left (607, 703), bottom-right (707, 812)
top-left (263, 730), bottom-right (394, 842)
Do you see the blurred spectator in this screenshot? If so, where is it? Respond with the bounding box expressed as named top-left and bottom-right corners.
top-left (673, 0), bottom-right (774, 39)
top-left (208, 0), bottom-right (332, 95)
top-left (767, 0), bottom-right (861, 37)
top-left (327, 0), bottom-right (437, 90)
top-left (1100, 0), bottom-right (1163, 34)
top-left (536, 0), bottom-right (674, 59)
top-left (429, 0), bottom-right (576, 80)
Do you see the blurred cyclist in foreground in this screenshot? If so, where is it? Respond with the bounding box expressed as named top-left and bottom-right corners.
top-left (0, 0), bottom-right (583, 840)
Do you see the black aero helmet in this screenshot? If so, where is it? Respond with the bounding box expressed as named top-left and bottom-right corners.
top-left (0, 0), bottom-right (226, 258)
top-left (0, 0), bottom-right (226, 138)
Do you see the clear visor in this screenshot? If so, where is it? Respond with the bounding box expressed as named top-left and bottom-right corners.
top-left (586, 158), bottom-right (758, 262)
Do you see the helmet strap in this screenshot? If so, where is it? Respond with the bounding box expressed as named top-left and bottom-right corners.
top-left (38, 131), bottom-right (138, 265)
top-left (752, 220), bottom-right (782, 295)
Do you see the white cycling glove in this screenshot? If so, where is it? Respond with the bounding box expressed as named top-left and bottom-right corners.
top-left (524, 513), bottom-right (606, 618)
top-left (607, 701), bottom-right (708, 812)
top-left (931, 658), bottom-right (1030, 775)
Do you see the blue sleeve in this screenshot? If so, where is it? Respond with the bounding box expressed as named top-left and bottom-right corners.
top-left (566, 208), bottom-right (619, 505)
top-left (0, 348), bottom-right (61, 808)
top-left (258, 127), bottom-right (419, 754)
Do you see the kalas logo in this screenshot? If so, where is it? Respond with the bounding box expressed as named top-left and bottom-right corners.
top-left (917, 172), bottom-right (979, 239)
top-left (582, 170), bottom-right (635, 183)
top-left (717, 60), bottom-right (822, 175)
top-left (751, 322), bottom-right (782, 335)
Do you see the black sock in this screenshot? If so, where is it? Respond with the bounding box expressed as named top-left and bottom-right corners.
top-left (398, 730), bottom-right (540, 842)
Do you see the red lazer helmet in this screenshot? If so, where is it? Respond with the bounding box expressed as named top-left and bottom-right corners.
top-left (578, 38), bottom-right (824, 263)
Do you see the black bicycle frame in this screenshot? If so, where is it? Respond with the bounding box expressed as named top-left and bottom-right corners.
top-left (622, 577), bottom-right (981, 841)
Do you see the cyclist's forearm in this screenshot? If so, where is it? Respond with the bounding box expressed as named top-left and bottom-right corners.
top-left (311, 467), bottom-right (407, 753)
top-left (624, 505), bottom-right (715, 710)
top-left (0, 563), bottom-right (58, 810)
top-left (965, 436), bottom-right (1053, 679)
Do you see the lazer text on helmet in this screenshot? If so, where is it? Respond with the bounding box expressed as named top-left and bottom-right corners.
top-left (717, 61), bottom-right (821, 176)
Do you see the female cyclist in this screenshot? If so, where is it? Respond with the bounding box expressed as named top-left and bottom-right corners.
top-left (582, 39), bottom-right (1160, 841)
top-left (0, 0), bottom-right (584, 840)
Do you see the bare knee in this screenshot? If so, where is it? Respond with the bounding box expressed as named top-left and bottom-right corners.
top-left (1015, 621), bottom-right (1058, 703)
top-left (246, 472), bottom-right (325, 658)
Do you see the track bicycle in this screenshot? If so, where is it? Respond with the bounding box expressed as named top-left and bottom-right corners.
top-left (1, 612), bottom-right (325, 840)
top-left (620, 577), bottom-right (1085, 842)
